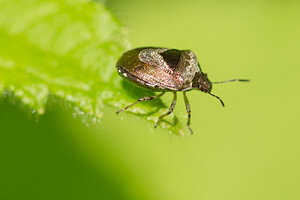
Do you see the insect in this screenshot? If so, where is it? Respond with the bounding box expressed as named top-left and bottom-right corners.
top-left (116, 47), bottom-right (249, 134)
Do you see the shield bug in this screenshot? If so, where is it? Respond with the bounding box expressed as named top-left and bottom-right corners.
top-left (116, 47), bottom-right (249, 134)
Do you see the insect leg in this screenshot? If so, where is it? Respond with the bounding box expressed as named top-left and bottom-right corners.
top-left (116, 92), bottom-right (165, 114)
top-left (183, 91), bottom-right (193, 134)
top-left (155, 92), bottom-right (177, 128)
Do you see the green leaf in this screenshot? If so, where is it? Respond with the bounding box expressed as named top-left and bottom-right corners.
top-left (0, 0), bottom-right (184, 135)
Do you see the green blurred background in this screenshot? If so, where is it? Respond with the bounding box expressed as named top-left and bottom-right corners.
top-left (1, 0), bottom-right (300, 199)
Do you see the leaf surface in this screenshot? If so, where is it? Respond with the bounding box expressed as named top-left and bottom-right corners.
top-left (0, 0), bottom-right (183, 135)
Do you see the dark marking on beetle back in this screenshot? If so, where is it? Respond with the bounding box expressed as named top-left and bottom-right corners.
top-left (160, 49), bottom-right (181, 70)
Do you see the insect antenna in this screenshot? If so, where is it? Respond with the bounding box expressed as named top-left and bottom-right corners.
top-left (208, 93), bottom-right (225, 107)
top-left (212, 79), bottom-right (250, 84)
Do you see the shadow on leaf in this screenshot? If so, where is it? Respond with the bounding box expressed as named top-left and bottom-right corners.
top-left (120, 80), bottom-right (179, 127)
top-left (121, 80), bottom-right (167, 109)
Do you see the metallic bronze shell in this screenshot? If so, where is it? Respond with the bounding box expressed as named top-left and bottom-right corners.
top-left (116, 47), bottom-right (209, 92)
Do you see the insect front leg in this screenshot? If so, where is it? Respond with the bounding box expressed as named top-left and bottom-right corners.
top-left (116, 92), bottom-right (165, 114)
top-left (183, 91), bottom-right (193, 134)
top-left (155, 92), bottom-right (177, 128)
